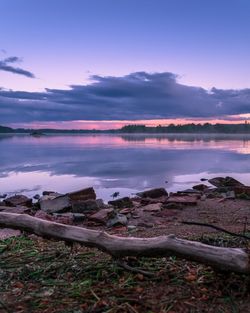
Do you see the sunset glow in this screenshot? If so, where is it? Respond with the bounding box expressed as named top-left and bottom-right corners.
top-left (8, 116), bottom-right (250, 130)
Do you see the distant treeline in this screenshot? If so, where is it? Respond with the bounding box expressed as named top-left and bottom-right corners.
top-left (0, 126), bottom-right (104, 134)
top-left (1, 123), bottom-right (250, 134)
top-left (119, 123), bottom-right (250, 133)
top-left (0, 125), bottom-right (14, 133)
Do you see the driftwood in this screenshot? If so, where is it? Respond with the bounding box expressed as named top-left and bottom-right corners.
top-left (0, 212), bottom-right (249, 274)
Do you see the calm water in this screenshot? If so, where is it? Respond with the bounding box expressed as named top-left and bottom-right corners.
top-left (1, 134), bottom-right (250, 201)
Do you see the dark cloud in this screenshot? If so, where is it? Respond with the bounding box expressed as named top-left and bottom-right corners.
top-left (0, 71), bottom-right (250, 123)
top-left (0, 55), bottom-right (35, 78)
top-left (3, 56), bottom-right (21, 63)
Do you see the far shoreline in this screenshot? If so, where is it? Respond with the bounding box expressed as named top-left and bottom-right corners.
top-left (3, 132), bottom-right (250, 138)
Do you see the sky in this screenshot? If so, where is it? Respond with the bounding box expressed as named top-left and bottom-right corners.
top-left (1, 0), bottom-right (250, 129)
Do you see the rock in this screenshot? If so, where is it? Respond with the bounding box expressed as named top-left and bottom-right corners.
top-left (0, 194), bottom-right (7, 199)
top-left (39, 195), bottom-right (71, 213)
top-left (52, 212), bottom-right (72, 218)
top-left (127, 225), bottom-right (137, 231)
top-left (206, 193), bottom-right (218, 199)
top-left (237, 193), bottom-right (250, 200)
top-left (33, 194), bottom-right (40, 200)
top-left (192, 184), bottom-right (209, 192)
top-left (142, 203), bottom-right (162, 212)
top-left (166, 196), bottom-right (197, 205)
top-left (234, 186), bottom-right (250, 196)
top-left (0, 206), bottom-right (31, 214)
top-left (35, 210), bottom-right (54, 221)
top-left (131, 201), bottom-right (141, 208)
top-left (71, 199), bottom-right (100, 213)
top-left (52, 212), bottom-right (85, 224)
top-left (0, 229), bottom-right (21, 240)
top-left (71, 213), bottom-right (86, 222)
top-left (5, 195), bottom-right (32, 207)
top-left (54, 214), bottom-right (73, 224)
top-left (119, 207), bottom-right (134, 214)
top-left (137, 188), bottom-right (168, 199)
top-left (96, 199), bottom-right (106, 209)
top-left (200, 194), bottom-right (207, 201)
top-left (106, 213), bottom-right (128, 227)
top-left (216, 187), bottom-right (232, 193)
top-left (40, 193), bottom-right (62, 201)
top-left (35, 211), bottom-right (73, 224)
top-left (177, 189), bottom-right (201, 194)
top-left (208, 176), bottom-right (244, 188)
top-left (68, 187), bottom-right (96, 201)
top-left (140, 197), bottom-right (166, 205)
top-left (208, 177), bottom-right (226, 187)
top-left (89, 208), bottom-right (114, 224)
top-left (140, 198), bottom-right (151, 206)
top-left (108, 197), bottom-right (133, 209)
top-left (162, 202), bottom-right (183, 210)
top-left (221, 191), bottom-right (236, 199)
top-left (204, 187), bottom-right (217, 193)
top-left (42, 191), bottom-right (61, 196)
top-left (130, 197), bottom-right (141, 202)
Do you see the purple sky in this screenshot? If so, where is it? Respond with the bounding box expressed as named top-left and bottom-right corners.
top-left (1, 0), bottom-right (250, 129)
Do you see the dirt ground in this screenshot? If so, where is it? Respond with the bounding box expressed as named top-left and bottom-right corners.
top-left (139, 198), bottom-right (250, 238)
top-left (76, 198), bottom-right (250, 240)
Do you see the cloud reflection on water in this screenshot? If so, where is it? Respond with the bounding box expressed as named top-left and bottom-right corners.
top-left (1, 134), bottom-right (250, 200)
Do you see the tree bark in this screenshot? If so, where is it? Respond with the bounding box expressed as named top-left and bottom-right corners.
top-left (0, 212), bottom-right (249, 274)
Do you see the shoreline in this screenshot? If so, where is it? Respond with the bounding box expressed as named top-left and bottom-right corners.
top-left (1, 176), bottom-right (250, 240)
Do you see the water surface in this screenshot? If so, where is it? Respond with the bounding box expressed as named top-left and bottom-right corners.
top-left (1, 134), bottom-right (250, 201)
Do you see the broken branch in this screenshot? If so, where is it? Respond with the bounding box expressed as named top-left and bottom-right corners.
top-left (182, 221), bottom-right (250, 240)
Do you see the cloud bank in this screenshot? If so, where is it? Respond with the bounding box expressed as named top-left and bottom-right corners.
top-left (0, 71), bottom-right (250, 124)
top-left (0, 56), bottom-right (35, 78)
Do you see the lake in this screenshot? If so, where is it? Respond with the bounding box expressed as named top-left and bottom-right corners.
top-left (1, 133), bottom-right (250, 201)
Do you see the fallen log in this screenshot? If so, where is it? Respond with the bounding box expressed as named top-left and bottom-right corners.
top-left (0, 212), bottom-right (249, 274)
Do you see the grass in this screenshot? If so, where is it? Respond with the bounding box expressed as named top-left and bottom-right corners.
top-left (0, 235), bottom-right (250, 312)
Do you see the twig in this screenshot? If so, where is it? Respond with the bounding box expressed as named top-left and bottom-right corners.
top-left (125, 302), bottom-right (139, 313)
top-left (116, 259), bottom-right (154, 277)
top-left (182, 221), bottom-right (250, 240)
top-left (90, 288), bottom-right (100, 301)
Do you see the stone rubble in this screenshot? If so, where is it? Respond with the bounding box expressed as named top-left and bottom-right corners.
top-left (136, 187), bottom-right (168, 199)
top-left (39, 195), bottom-right (71, 213)
top-left (108, 196), bottom-right (133, 208)
top-left (89, 208), bottom-right (114, 224)
top-left (1, 176), bottom-right (250, 239)
top-left (4, 195), bottom-right (32, 207)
